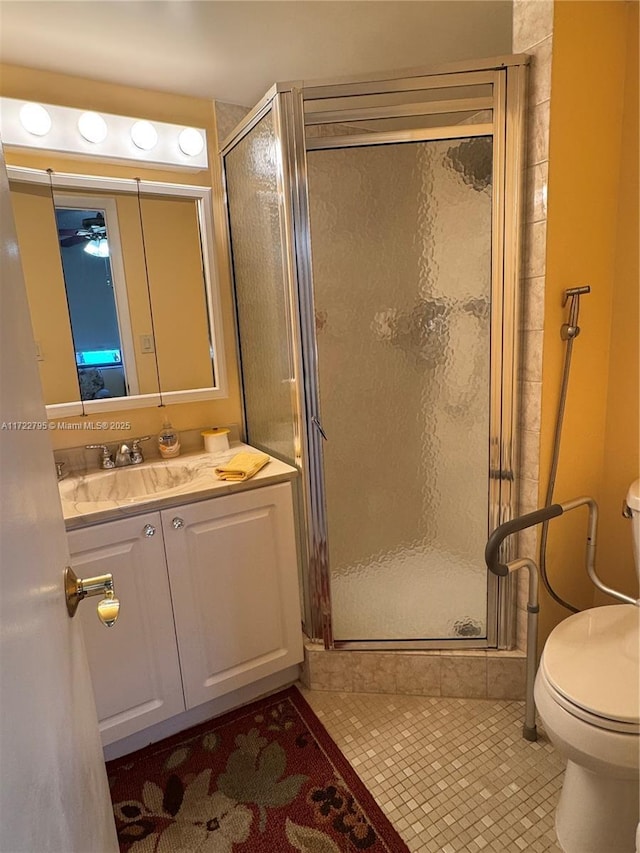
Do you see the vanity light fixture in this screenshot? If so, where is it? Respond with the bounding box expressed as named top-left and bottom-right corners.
top-left (84, 238), bottom-right (109, 258)
top-left (178, 127), bottom-right (205, 157)
top-left (19, 102), bottom-right (52, 136)
top-left (78, 111), bottom-right (108, 144)
top-left (130, 120), bottom-right (158, 151)
top-left (0, 98), bottom-right (208, 170)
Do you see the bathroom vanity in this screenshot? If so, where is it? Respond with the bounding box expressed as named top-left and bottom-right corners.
top-left (60, 447), bottom-right (303, 753)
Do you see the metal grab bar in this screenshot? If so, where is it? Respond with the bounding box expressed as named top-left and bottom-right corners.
top-left (485, 504), bottom-right (563, 576)
top-left (562, 496), bottom-right (638, 606)
top-left (485, 496), bottom-right (639, 742)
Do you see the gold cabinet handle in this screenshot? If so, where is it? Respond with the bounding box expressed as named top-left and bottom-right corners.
top-left (64, 567), bottom-right (120, 627)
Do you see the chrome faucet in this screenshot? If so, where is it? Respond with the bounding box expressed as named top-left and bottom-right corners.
top-left (114, 444), bottom-right (132, 467)
top-left (85, 435), bottom-right (151, 470)
top-left (86, 437), bottom-right (150, 469)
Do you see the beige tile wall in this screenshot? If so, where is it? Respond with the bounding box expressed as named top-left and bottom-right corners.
top-left (214, 101), bottom-right (251, 147)
top-left (513, 0), bottom-right (554, 649)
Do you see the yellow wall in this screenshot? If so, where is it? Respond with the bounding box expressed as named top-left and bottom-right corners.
top-left (0, 63), bottom-right (243, 448)
top-left (138, 195), bottom-right (214, 392)
top-left (596, 1), bottom-right (640, 605)
top-left (538, 0), bottom-right (639, 646)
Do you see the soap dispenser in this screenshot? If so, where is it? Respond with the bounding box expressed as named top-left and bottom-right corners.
top-left (158, 420), bottom-right (181, 458)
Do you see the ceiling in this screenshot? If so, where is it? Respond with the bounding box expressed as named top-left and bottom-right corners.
top-left (0, 1), bottom-right (512, 108)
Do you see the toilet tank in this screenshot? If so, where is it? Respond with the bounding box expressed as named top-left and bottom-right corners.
top-left (626, 479), bottom-right (640, 582)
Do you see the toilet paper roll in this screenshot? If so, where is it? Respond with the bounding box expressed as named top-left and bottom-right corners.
top-left (202, 428), bottom-right (230, 454)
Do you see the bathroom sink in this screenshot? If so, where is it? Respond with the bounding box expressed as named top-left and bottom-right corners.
top-left (57, 444), bottom-right (288, 526)
top-left (59, 460), bottom-right (201, 504)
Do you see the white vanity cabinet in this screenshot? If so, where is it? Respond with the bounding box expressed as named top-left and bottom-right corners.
top-left (160, 483), bottom-right (303, 708)
top-left (67, 479), bottom-right (303, 748)
top-left (67, 514), bottom-right (185, 745)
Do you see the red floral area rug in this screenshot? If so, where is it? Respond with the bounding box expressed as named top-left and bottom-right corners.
top-left (107, 685), bottom-right (409, 853)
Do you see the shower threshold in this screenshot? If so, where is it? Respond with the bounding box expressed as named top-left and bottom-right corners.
top-left (300, 642), bottom-right (526, 701)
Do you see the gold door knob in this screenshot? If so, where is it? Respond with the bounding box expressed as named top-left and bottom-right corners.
top-left (64, 567), bottom-right (121, 628)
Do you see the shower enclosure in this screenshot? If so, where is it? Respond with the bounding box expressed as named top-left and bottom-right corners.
top-left (221, 57), bottom-right (527, 650)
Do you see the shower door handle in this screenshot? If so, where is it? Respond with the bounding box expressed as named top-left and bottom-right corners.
top-left (311, 416), bottom-right (328, 441)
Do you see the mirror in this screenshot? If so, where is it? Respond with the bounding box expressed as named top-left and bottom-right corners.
top-left (8, 166), bottom-right (226, 416)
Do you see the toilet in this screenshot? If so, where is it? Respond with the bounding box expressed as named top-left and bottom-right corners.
top-left (534, 480), bottom-right (640, 853)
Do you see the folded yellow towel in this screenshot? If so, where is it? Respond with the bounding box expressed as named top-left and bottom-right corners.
top-left (215, 451), bottom-right (270, 481)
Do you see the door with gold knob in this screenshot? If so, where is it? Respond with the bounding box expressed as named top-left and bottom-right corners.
top-left (0, 149), bottom-right (118, 853)
top-left (67, 513), bottom-right (185, 745)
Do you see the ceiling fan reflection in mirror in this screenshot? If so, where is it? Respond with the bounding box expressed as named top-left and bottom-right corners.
top-left (58, 211), bottom-right (109, 257)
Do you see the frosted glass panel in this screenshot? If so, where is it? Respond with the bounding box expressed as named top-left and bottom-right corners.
top-left (307, 137), bottom-right (492, 641)
top-left (224, 112), bottom-right (296, 463)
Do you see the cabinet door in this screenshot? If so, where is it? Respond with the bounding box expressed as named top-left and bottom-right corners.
top-left (162, 483), bottom-right (303, 708)
top-left (68, 514), bottom-right (185, 745)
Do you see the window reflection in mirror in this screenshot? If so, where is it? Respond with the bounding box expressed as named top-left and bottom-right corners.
top-left (55, 198), bottom-right (137, 401)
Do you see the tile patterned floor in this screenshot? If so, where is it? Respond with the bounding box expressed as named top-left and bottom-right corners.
top-left (300, 687), bottom-right (565, 853)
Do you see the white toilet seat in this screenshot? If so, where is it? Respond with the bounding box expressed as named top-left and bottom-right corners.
top-left (540, 604), bottom-right (639, 734)
top-left (537, 664), bottom-right (639, 735)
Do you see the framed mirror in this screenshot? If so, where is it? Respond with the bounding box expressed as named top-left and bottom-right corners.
top-left (8, 166), bottom-right (227, 417)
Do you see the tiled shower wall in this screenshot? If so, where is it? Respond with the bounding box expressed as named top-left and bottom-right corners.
top-left (513, 0), bottom-right (553, 649)
top-left (214, 101), bottom-right (251, 147)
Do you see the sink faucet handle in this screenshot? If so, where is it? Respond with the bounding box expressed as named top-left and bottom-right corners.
top-left (55, 461), bottom-right (67, 481)
top-left (132, 436), bottom-right (151, 449)
top-left (85, 444), bottom-right (116, 469)
top-left (130, 436), bottom-right (151, 464)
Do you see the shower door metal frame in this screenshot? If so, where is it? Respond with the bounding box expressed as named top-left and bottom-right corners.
top-left (220, 56), bottom-right (528, 650)
top-left (219, 87), bottom-right (319, 636)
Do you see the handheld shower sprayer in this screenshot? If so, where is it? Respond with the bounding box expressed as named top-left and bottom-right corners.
top-left (539, 284), bottom-right (592, 616)
top-left (561, 285), bottom-right (591, 340)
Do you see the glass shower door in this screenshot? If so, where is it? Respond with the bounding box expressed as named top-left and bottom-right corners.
top-left (223, 106), bottom-right (298, 465)
top-left (223, 98), bottom-right (314, 633)
top-left (307, 136), bottom-right (493, 642)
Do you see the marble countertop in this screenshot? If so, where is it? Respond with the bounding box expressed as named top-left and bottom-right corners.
top-left (60, 443), bottom-right (298, 530)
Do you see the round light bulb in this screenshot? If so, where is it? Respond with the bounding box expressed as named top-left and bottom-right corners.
top-left (130, 120), bottom-right (158, 151)
top-left (178, 127), bottom-right (205, 157)
top-left (78, 111), bottom-right (108, 144)
top-left (19, 103), bottom-right (52, 136)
